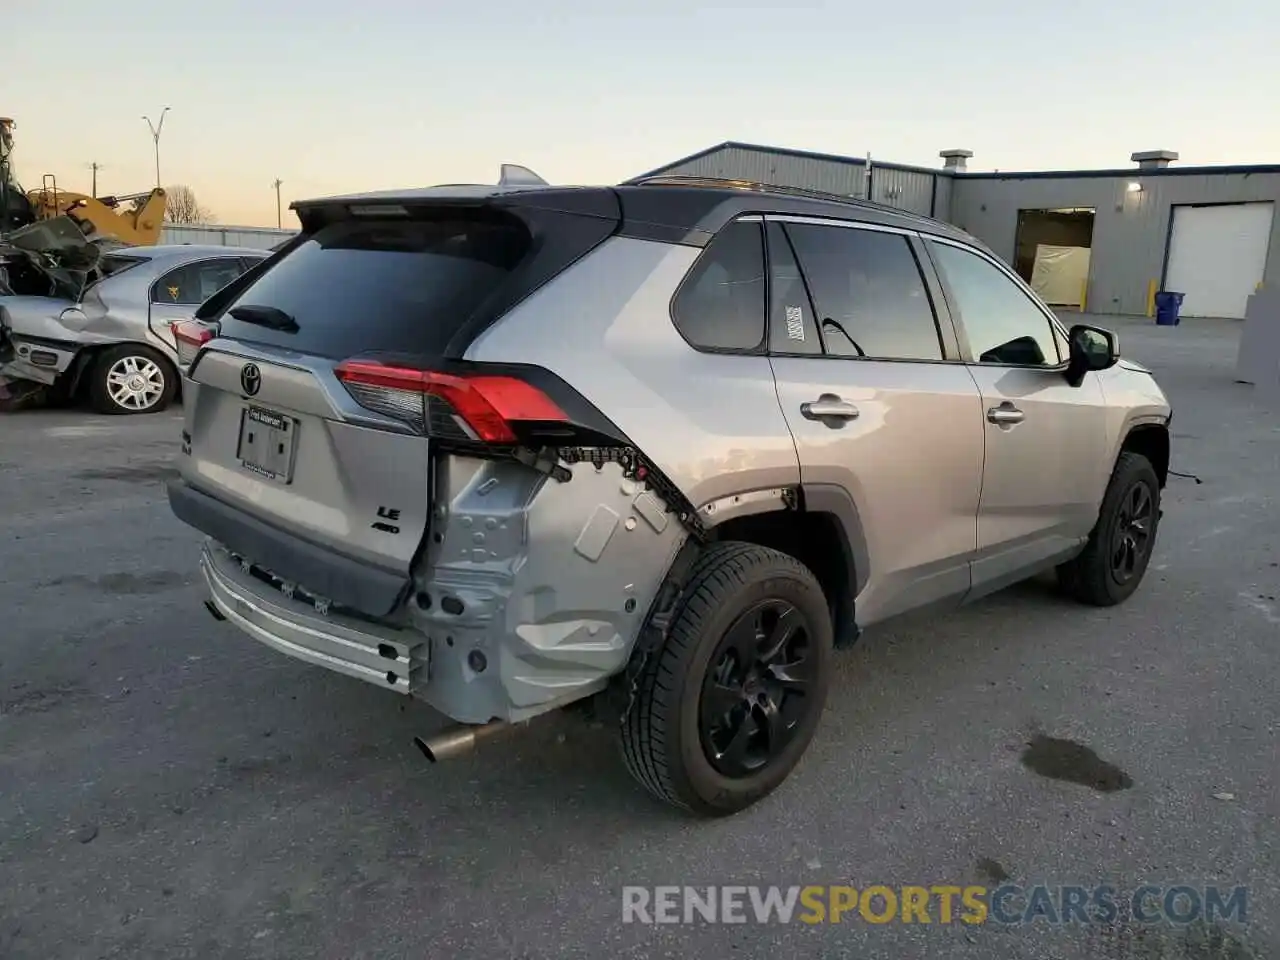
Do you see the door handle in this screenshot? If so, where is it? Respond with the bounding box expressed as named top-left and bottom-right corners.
top-left (987, 402), bottom-right (1025, 425)
top-left (801, 394), bottom-right (860, 422)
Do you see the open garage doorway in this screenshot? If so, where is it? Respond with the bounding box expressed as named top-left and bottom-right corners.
top-left (1014, 208), bottom-right (1096, 310)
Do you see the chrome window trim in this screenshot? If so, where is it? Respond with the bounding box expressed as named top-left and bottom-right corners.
top-left (763, 213), bottom-right (914, 238)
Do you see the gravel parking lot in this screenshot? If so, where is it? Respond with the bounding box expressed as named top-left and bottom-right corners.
top-left (1, 316), bottom-right (1276, 960)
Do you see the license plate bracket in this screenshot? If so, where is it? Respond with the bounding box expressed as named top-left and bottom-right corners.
top-left (237, 405), bottom-right (298, 483)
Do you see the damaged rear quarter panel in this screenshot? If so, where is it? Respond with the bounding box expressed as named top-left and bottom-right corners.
top-left (463, 236), bottom-right (803, 511)
top-left (1, 296), bottom-right (81, 340)
top-left (0, 285), bottom-right (160, 385)
top-left (0, 296), bottom-right (88, 383)
top-left (411, 454), bottom-right (687, 724)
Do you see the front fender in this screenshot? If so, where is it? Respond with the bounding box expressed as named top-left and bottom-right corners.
top-left (1098, 364), bottom-right (1171, 464)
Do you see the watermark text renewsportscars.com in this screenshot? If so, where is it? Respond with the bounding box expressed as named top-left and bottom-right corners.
top-left (621, 884), bottom-right (1248, 926)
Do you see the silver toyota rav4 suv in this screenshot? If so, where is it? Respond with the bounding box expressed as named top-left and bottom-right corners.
top-left (168, 173), bottom-right (1171, 817)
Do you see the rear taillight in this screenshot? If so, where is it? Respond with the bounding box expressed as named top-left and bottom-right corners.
top-left (334, 360), bottom-right (568, 442)
top-left (172, 320), bottom-right (216, 370)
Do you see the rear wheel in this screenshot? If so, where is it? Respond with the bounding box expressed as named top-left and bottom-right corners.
top-left (1057, 451), bottom-right (1161, 606)
top-left (621, 542), bottom-right (833, 816)
top-left (88, 344), bottom-right (177, 415)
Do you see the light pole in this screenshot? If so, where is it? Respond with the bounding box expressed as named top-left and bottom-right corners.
top-left (272, 178), bottom-right (283, 228)
top-left (142, 107), bottom-right (170, 189)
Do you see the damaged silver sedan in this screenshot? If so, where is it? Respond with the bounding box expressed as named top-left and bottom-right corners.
top-left (0, 217), bottom-right (267, 414)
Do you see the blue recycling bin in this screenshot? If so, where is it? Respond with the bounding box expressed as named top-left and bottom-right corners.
top-left (1155, 291), bottom-right (1185, 326)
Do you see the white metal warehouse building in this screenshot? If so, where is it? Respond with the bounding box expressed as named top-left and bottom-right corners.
top-left (637, 142), bottom-right (1280, 320)
top-left (160, 223), bottom-right (298, 250)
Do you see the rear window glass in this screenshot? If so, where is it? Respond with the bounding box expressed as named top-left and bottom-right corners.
top-left (215, 217), bottom-right (530, 358)
top-left (98, 254), bottom-right (148, 277)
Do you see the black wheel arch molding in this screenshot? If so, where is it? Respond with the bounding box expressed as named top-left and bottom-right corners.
top-left (678, 481), bottom-right (868, 652)
top-left (1116, 416), bottom-right (1172, 488)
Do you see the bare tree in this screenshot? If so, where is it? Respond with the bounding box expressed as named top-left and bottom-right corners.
top-left (164, 184), bottom-right (215, 224)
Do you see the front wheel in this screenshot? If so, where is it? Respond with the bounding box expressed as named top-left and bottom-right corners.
top-left (1057, 451), bottom-right (1161, 606)
top-left (620, 542), bottom-right (833, 816)
top-left (88, 344), bottom-right (177, 415)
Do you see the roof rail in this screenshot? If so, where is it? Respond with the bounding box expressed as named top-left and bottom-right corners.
top-left (625, 174), bottom-right (856, 204)
top-left (623, 174), bottom-right (941, 224)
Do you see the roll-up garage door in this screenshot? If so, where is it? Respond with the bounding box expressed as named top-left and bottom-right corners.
top-left (1165, 203), bottom-right (1274, 319)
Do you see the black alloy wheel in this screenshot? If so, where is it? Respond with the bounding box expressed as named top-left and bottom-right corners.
top-left (699, 599), bottom-right (816, 778)
top-left (1110, 480), bottom-right (1155, 584)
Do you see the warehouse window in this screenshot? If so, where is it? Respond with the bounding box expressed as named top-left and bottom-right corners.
top-left (928, 241), bottom-right (1061, 366)
top-left (672, 220), bottom-right (767, 352)
top-left (784, 223), bottom-right (943, 361)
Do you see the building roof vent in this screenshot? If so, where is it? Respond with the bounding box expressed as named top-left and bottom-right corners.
top-left (1131, 150), bottom-right (1179, 170)
top-left (939, 149), bottom-right (974, 173)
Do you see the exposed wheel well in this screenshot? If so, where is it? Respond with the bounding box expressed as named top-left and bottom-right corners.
top-left (1120, 424), bottom-right (1170, 488)
top-left (708, 509), bottom-right (859, 648)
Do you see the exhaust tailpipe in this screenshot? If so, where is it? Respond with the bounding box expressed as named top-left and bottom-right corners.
top-left (414, 720), bottom-right (509, 763)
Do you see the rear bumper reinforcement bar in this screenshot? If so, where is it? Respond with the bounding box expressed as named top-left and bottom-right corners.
top-left (200, 541), bottom-right (427, 694)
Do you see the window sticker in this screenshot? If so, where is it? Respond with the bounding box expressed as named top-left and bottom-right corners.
top-left (785, 305), bottom-right (805, 341)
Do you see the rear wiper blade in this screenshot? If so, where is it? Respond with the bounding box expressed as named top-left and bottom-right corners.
top-left (228, 304), bottom-right (298, 332)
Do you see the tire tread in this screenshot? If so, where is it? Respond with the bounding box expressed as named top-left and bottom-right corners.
top-left (620, 541), bottom-right (820, 812)
top-left (1058, 451), bottom-right (1159, 606)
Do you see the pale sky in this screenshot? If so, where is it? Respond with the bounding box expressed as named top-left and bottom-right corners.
top-left (8, 0), bottom-right (1276, 227)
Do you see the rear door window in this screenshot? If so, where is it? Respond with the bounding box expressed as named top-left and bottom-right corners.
top-left (214, 217), bottom-right (530, 358)
top-left (766, 221), bottom-right (822, 355)
top-left (671, 220), bottom-right (767, 352)
top-left (152, 258), bottom-right (246, 305)
top-left (784, 223), bottom-right (944, 361)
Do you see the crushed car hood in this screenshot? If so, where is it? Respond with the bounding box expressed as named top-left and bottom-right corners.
top-left (0, 215), bottom-right (105, 301)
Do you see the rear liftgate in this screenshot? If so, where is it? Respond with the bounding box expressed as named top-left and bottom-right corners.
top-left (173, 189), bottom-right (703, 760)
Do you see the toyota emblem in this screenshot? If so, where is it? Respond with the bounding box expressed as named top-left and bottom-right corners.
top-left (240, 363), bottom-right (262, 396)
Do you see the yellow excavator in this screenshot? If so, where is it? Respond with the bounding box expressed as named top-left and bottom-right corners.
top-left (1, 116), bottom-right (167, 246)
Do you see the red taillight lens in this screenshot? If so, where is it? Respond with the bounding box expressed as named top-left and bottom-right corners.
top-left (172, 320), bottom-right (216, 370)
top-left (334, 360), bottom-right (567, 442)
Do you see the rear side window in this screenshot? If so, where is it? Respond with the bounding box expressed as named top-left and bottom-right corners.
top-left (152, 257), bottom-right (246, 305)
top-left (215, 217), bottom-right (530, 358)
top-left (785, 224), bottom-right (943, 361)
top-left (672, 220), bottom-right (766, 352)
top-left (98, 254), bottom-right (147, 278)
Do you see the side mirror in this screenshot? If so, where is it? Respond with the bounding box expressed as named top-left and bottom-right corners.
top-left (1065, 324), bottom-right (1118, 387)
